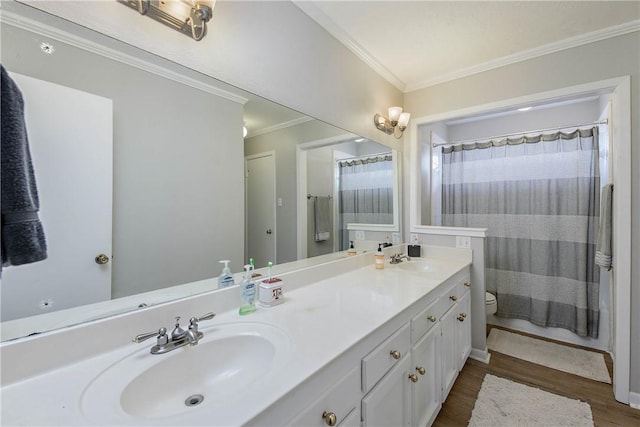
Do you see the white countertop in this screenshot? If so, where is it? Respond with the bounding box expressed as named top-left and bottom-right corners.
top-left (0, 253), bottom-right (471, 426)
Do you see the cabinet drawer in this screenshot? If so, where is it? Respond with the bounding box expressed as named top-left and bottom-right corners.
top-left (362, 323), bottom-right (410, 393)
top-left (411, 300), bottom-right (439, 343)
top-left (287, 366), bottom-right (359, 427)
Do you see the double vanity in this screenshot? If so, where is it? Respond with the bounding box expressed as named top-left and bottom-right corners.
top-left (1, 245), bottom-right (474, 426)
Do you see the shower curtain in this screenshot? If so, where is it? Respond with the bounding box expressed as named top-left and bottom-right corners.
top-left (441, 128), bottom-right (600, 337)
top-left (338, 154), bottom-right (393, 250)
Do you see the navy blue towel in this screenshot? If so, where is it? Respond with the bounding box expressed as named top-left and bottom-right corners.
top-left (1, 65), bottom-right (47, 271)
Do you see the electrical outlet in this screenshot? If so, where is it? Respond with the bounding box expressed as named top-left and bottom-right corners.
top-left (355, 230), bottom-right (365, 240)
top-left (456, 236), bottom-right (471, 249)
top-left (277, 197), bottom-right (283, 207)
top-left (391, 233), bottom-right (400, 244)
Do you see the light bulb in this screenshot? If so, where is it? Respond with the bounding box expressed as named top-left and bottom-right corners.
top-left (388, 106), bottom-right (403, 125)
top-left (397, 112), bottom-right (411, 129)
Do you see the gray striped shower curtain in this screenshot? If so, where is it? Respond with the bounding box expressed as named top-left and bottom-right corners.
top-left (441, 128), bottom-right (600, 337)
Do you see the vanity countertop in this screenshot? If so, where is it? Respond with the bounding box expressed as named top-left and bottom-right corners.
top-left (0, 253), bottom-right (471, 426)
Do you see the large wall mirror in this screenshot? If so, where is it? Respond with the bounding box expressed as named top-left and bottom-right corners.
top-left (0, 2), bottom-right (401, 341)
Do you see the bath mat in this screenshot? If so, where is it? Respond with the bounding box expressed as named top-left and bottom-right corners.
top-left (468, 374), bottom-right (594, 426)
top-left (487, 328), bottom-right (611, 383)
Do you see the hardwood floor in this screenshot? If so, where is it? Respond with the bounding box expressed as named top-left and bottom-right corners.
top-left (433, 326), bottom-right (640, 426)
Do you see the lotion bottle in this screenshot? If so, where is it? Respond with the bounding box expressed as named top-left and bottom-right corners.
top-left (375, 243), bottom-right (385, 269)
top-left (239, 265), bottom-right (257, 315)
top-left (217, 260), bottom-right (235, 288)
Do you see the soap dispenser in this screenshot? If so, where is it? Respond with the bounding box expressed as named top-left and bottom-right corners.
top-left (218, 260), bottom-right (235, 288)
top-left (347, 241), bottom-right (356, 256)
top-left (239, 265), bottom-right (257, 315)
top-left (375, 243), bottom-right (385, 269)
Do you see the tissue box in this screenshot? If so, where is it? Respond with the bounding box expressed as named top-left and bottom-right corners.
top-left (258, 278), bottom-right (284, 307)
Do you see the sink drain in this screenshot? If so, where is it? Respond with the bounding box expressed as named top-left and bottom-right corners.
top-left (185, 394), bottom-right (204, 407)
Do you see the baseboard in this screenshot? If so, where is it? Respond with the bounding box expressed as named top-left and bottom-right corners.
top-left (629, 391), bottom-right (640, 409)
top-left (469, 347), bottom-right (491, 364)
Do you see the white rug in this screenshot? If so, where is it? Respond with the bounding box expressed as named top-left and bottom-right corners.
top-left (468, 374), bottom-right (594, 426)
top-left (487, 328), bottom-right (611, 383)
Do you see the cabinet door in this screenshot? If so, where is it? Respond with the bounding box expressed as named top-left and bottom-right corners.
top-left (439, 305), bottom-right (458, 401)
top-left (456, 290), bottom-right (472, 370)
top-left (287, 366), bottom-right (360, 427)
top-left (411, 326), bottom-right (441, 427)
top-left (362, 355), bottom-right (411, 427)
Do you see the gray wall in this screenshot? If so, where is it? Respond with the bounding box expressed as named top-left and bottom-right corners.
top-left (405, 32), bottom-right (640, 395)
top-left (1, 23), bottom-right (245, 298)
top-left (244, 120), bottom-right (347, 263)
top-left (22, 0), bottom-right (404, 149)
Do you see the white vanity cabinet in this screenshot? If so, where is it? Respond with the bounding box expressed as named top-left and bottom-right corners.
top-left (249, 265), bottom-right (472, 427)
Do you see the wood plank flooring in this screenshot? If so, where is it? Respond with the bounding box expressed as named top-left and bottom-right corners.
top-left (433, 326), bottom-right (640, 426)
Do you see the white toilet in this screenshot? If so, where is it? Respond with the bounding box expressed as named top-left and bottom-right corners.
top-left (485, 292), bottom-right (497, 316)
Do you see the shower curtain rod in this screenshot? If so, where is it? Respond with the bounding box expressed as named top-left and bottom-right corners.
top-left (433, 119), bottom-right (608, 148)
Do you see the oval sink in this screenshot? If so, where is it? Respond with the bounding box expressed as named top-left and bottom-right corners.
top-left (81, 322), bottom-right (291, 423)
top-left (397, 259), bottom-right (440, 273)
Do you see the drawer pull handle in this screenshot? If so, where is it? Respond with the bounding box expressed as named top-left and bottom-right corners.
top-left (416, 366), bottom-right (426, 375)
top-left (457, 315), bottom-right (466, 322)
top-left (408, 373), bottom-right (419, 383)
top-left (464, 282), bottom-right (471, 287)
top-left (427, 315), bottom-right (436, 322)
top-left (322, 411), bottom-right (337, 426)
top-left (449, 295), bottom-right (458, 302)
top-left (390, 350), bottom-right (401, 360)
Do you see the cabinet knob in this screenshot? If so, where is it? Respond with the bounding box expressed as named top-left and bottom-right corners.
top-left (457, 315), bottom-right (466, 322)
top-left (322, 411), bottom-right (337, 426)
top-left (416, 366), bottom-right (426, 375)
top-left (390, 350), bottom-right (401, 360)
top-left (408, 374), bottom-right (419, 383)
top-left (449, 295), bottom-right (458, 302)
top-left (427, 315), bottom-right (436, 322)
top-left (460, 312), bottom-right (467, 318)
top-left (464, 282), bottom-right (471, 287)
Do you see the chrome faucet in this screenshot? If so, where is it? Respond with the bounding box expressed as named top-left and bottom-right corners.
top-left (133, 312), bottom-right (215, 354)
top-left (390, 253), bottom-right (411, 264)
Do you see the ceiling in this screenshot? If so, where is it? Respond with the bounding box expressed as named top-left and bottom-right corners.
top-left (294, 1), bottom-right (640, 93)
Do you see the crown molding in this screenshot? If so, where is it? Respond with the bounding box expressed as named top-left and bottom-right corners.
top-left (247, 116), bottom-right (314, 139)
top-left (292, 1), bottom-right (406, 92)
top-left (405, 20), bottom-right (640, 92)
top-left (0, 10), bottom-right (249, 105)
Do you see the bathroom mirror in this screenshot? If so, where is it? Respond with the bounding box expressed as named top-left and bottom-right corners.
top-left (0, 3), bottom-right (401, 341)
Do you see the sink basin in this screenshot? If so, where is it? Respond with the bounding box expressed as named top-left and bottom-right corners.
top-left (81, 322), bottom-right (292, 423)
top-left (396, 259), bottom-right (440, 273)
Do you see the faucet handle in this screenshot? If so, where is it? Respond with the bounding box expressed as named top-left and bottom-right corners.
top-left (132, 327), bottom-right (167, 343)
top-left (195, 312), bottom-right (216, 322)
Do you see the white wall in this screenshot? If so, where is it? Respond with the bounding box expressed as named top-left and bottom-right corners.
top-left (405, 31), bottom-right (640, 395)
top-left (1, 22), bottom-right (245, 298)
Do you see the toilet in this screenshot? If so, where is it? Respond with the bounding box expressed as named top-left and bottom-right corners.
top-left (485, 292), bottom-right (497, 316)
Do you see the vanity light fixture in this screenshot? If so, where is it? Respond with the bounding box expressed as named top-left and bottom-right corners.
top-left (374, 106), bottom-right (411, 139)
top-left (119, 0), bottom-right (215, 41)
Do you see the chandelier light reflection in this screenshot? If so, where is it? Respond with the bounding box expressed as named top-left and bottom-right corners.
top-left (119, 0), bottom-right (215, 41)
top-left (374, 106), bottom-right (410, 139)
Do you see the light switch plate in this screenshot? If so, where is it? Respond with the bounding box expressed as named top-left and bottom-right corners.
top-left (391, 233), bottom-right (400, 244)
top-left (410, 234), bottom-right (419, 244)
top-left (456, 236), bottom-right (471, 249)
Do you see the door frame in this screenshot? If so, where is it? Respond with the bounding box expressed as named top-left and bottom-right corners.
top-left (244, 151), bottom-right (277, 264)
top-left (408, 76), bottom-right (632, 404)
